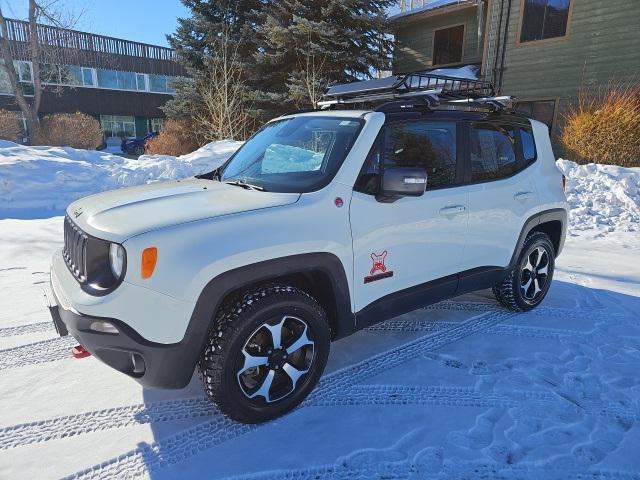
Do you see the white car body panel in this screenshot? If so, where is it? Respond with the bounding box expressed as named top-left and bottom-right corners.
top-left (68, 178), bottom-right (300, 243)
top-left (350, 187), bottom-right (469, 312)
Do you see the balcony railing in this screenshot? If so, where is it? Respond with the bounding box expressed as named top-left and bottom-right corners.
top-left (4, 18), bottom-right (184, 76)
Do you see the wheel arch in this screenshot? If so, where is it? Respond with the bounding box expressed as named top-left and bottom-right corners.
top-left (175, 253), bottom-right (354, 385)
top-left (510, 208), bottom-right (567, 267)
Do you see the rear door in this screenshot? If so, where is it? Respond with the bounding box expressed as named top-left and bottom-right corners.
top-left (349, 117), bottom-right (469, 316)
top-left (462, 121), bottom-right (539, 271)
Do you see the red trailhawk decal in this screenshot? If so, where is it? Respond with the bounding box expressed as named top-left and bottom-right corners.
top-left (364, 250), bottom-right (394, 284)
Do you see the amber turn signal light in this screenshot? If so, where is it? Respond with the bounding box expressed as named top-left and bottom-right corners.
top-left (141, 247), bottom-right (158, 279)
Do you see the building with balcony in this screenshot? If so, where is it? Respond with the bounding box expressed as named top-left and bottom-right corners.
top-left (0, 18), bottom-right (185, 144)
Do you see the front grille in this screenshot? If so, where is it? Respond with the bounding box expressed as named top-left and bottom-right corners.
top-left (63, 216), bottom-right (88, 283)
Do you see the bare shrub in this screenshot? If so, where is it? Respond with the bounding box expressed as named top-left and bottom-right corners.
top-left (145, 119), bottom-right (200, 156)
top-left (0, 109), bottom-right (22, 141)
top-left (35, 112), bottom-right (103, 149)
top-left (191, 30), bottom-right (256, 142)
top-left (561, 83), bottom-right (640, 167)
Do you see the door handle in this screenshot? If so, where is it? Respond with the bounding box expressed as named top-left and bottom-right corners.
top-left (439, 205), bottom-right (466, 216)
top-left (514, 191), bottom-right (534, 201)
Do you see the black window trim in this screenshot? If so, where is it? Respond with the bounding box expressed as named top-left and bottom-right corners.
top-left (460, 119), bottom-right (538, 187)
top-left (353, 116), bottom-right (540, 195)
top-left (353, 117), bottom-right (466, 195)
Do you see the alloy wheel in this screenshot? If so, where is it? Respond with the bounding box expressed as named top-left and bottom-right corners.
top-left (236, 315), bottom-right (315, 403)
top-left (520, 246), bottom-right (550, 301)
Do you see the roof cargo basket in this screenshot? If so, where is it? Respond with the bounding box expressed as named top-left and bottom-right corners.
top-left (318, 71), bottom-right (510, 111)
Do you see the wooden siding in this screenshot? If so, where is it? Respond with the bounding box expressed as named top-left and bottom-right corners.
top-left (393, 6), bottom-right (483, 74)
top-left (483, 0), bottom-right (640, 136)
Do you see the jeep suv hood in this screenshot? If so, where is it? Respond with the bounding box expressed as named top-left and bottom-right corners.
top-left (67, 178), bottom-right (300, 242)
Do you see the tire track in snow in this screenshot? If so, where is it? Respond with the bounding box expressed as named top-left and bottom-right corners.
top-left (0, 397), bottom-right (217, 450)
top-left (308, 310), bottom-right (516, 399)
top-left (0, 336), bottom-right (75, 370)
top-left (368, 319), bottom-right (590, 340)
top-left (0, 321), bottom-right (54, 337)
top-left (65, 309), bottom-right (515, 479)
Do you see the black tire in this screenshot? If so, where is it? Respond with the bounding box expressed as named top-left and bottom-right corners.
top-left (134, 145), bottom-right (145, 156)
top-left (199, 284), bottom-right (330, 423)
top-left (493, 231), bottom-right (555, 312)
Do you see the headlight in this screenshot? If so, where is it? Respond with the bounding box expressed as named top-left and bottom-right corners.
top-left (109, 243), bottom-right (125, 279)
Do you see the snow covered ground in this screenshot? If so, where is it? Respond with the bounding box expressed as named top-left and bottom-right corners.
top-left (0, 140), bottom-right (639, 478)
top-left (0, 219), bottom-right (638, 479)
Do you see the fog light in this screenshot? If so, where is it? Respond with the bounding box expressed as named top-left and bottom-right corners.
top-left (89, 320), bottom-right (119, 334)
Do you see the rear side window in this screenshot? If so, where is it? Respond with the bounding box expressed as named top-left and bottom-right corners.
top-left (383, 121), bottom-right (458, 188)
top-left (469, 123), bottom-right (518, 181)
top-left (520, 126), bottom-right (537, 164)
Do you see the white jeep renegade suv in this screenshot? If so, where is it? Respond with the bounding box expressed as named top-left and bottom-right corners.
top-left (47, 73), bottom-right (568, 423)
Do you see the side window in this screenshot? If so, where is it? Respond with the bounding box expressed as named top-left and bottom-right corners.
top-left (469, 123), bottom-right (517, 182)
top-left (520, 126), bottom-right (537, 164)
top-left (384, 121), bottom-right (457, 188)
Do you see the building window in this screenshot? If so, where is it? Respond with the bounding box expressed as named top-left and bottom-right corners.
top-left (82, 67), bottom-right (94, 86)
top-left (15, 61), bottom-right (33, 82)
top-left (136, 73), bottom-right (147, 91)
top-left (520, 0), bottom-right (571, 43)
top-left (100, 115), bottom-right (136, 139)
top-left (149, 74), bottom-right (174, 93)
top-left (150, 118), bottom-right (164, 132)
top-left (433, 25), bottom-right (465, 66)
top-left (97, 69), bottom-right (118, 89)
top-left (513, 100), bottom-right (556, 129)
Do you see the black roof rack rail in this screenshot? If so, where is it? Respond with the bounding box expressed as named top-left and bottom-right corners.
top-left (318, 71), bottom-right (512, 112)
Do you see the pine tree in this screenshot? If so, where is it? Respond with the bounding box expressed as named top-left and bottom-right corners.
top-left (256, 0), bottom-right (395, 109)
top-left (164, 0), bottom-right (266, 124)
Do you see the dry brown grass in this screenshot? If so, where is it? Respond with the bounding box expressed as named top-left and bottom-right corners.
top-left (0, 110), bottom-right (23, 142)
top-left (145, 119), bottom-right (201, 156)
top-left (35, 112), bottom-right (103, 149)
top-left (561, 83), bottom-right (640, 167)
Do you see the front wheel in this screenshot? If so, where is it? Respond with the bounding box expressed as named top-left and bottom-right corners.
top-left (199, 285), bottom-right (330, 423)
top-left (493, 231), bottom-right (555, 311)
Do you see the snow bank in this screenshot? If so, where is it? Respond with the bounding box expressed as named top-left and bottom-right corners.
top-left (0, 140), bottom-right (242, 219)
top-left (558, 159), bottom-right (640, 233)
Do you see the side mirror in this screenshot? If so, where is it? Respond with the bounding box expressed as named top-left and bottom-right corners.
top-left (378, 167), bottom-right (427, 200)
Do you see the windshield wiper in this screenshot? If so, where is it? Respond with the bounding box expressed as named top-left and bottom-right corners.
top-left (223, 180), bottom-right (266, 192)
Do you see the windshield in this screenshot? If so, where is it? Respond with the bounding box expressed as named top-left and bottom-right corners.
top-left (219, 116), bottom-right (364, 193)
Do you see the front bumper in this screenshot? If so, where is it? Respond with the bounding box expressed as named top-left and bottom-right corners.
top-left (45, 279), bottom-right (197, 390)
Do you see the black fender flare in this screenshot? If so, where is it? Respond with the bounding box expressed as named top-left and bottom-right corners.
top-left (509, 208), bottom-right (568, 268)
top-left (175, 253), bottom-right (354, 384)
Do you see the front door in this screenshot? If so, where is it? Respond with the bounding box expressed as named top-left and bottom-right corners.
top-left (349, 118), bottom-right (469, 321)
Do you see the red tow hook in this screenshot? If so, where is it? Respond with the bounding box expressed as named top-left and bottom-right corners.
top-left (72, 345), bottom-right (91, 359)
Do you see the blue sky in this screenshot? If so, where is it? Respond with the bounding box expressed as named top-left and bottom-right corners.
top-left (2, 0), bottom-right (190, 46)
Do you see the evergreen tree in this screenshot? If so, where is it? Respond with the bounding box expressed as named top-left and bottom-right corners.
top-left (165, 0), bottom-right (395, 130)
top-left (256, 0), bottom-right (395, 109)
top-left (164, 0), bottom-right (266, 121)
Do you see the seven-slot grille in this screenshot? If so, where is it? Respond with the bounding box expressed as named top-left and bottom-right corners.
top-left (63, 215), bottom-right (88, 282)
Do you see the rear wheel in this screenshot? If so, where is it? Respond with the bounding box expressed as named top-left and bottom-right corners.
top-left (199, 285), bottom-right (330, 423)
top-left (133, 145), bottom-right (145, 156)
top-left (493, 231), bottom-right (555, 311)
